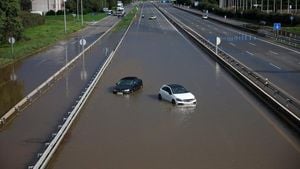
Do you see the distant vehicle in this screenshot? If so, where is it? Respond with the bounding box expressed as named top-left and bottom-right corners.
top-left (149, 15), bottom-right (157, 20)
top-left (158, 84), bottom-right (196, 106)
top-left (116, 1), bottom-right (125, 17)
top-left (103, 7), bottom-right (109, 12)
top-left (202, 14), bottom-right (208, 19)
top-left (107, 10), bottom-right (113, 15)
top-left (116, 7), bottom-right (125, 17)
top-left (113, 77), bottom-right (143, 95)
top-left (30, 11), bottom-right (43, 16)
top-left (142, 14), bottom-right (145, 18)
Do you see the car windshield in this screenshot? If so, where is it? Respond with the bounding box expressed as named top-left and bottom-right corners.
top-left (171, 85), bottom-right (188, 94)
top-left (118, 79), bottom-right (133, 86)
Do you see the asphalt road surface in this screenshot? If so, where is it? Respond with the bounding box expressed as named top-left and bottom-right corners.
top-left (160, 4), bottom-right (300, 102)
top-left (0, 16), bottom-right (120, 116)
top-left (48, 3), bottom-right (300, 169)
top-left (0, 21), bottom-right (125, 169)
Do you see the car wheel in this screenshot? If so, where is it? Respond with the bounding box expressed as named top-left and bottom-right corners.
top-left (171, 99), bottom-right (176, 105)
top-left (158, 94), bottom-right (162, 100)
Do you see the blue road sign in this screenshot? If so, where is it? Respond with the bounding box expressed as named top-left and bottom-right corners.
top-left (273, 23), bottom-right (281, 31)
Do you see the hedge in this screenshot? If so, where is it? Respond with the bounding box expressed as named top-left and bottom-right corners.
top-left (20, 11), bottom-right (45, 28)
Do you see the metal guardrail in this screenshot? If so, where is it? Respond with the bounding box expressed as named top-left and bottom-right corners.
top-left (31, 50), bottom-right (115, 169)
top-left (0, 17), bottom-right (121, 128)
top-left (157, 6), bottom-right (300, 127)
top-left (27, 10), bottom-right (137, 169)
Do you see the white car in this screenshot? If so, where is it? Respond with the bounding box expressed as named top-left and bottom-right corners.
top-left (202, 14), bottom-right (208, 19)
top-left (158, 84), bottom-right (196, 106)
top-left (149, 15), bottom-right (157, 20)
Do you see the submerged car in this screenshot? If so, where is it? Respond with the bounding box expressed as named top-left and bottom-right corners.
top-left (149, 15), bottom-right (157, 20)
top-left (202, 14), bottom-right (208, 19)
top-left (113, 77), bottom-right (143, 94)
top-left (158, 84), bottom-right (196, 106)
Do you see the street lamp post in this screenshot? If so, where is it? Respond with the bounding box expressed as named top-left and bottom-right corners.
top-left (81, 0), bottom-right (83, 25)
top-left (64, 0), bottom-right (67, 33)
top-left (77, 0), bottom-right (79, 21)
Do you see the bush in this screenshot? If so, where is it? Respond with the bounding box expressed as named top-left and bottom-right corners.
top-left (56, 10), bottom-right (64, 15)
top-left (46, 10), bottom-right (56, 16)
top-left (20, 11), bottom-right (45, 28)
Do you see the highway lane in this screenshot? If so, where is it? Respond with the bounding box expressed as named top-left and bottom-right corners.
top-left (0, 16), bottom-right (120, 117)
top-left (160, 4), bottom-right (300, 102)
top-left (0, 23), bottom-right (126, 169)
top-left (48, 3), bottom-right (300, 169)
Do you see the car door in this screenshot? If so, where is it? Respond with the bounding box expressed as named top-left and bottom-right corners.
top-left (162, 86), bottom-right (172, 102)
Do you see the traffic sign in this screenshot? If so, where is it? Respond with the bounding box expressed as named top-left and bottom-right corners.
top-left (216, 37), bottom-right (221, 45)
top-left (79, 39), bottom-right (86, 46)
top-left (8, 37), bottom-right (15, 44)
top-left (273, 23), bottom-right (281, 31)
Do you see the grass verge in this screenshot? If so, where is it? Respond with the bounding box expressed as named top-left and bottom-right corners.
top-left (0, 13), bottom-right (106, 67)
top-left (113, 6), bottom-right (138, 32)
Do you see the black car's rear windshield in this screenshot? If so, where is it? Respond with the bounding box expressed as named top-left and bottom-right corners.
top-left (118, 79), bottom-right (134, 86)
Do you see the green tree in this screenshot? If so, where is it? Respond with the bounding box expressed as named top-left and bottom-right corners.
top-left (0, 0), bottom-right (23, 44)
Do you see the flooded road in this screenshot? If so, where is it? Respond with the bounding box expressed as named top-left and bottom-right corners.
top-left (0, 16), bottom-right (119, 116)
top-left (160, 4), bottom-right (300, 102)
top-left (48, 3), bottom-right (300, 169)
top-left (0, 22), bottom-right (125, 169)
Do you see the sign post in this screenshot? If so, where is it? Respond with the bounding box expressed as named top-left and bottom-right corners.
top-left (79, 38), bottom-right (87, 80)
top-left (216, 37), bottom-right (221, 55)
top-left (8, 37), bottom-right (17, 81)
top-left (273, 23), bottom-right (281, 39)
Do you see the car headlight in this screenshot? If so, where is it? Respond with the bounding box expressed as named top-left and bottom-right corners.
top-left (176, 98), bottom-right (183, 101)
top-left (123, 89), bottom-right (130, 92)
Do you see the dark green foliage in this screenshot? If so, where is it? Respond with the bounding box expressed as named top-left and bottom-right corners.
top-left (20, 11), bottom-right (45, 28)
top-left (56, 10), bottom-right (64, 15)
top-left (0, 0), bottom-right (23, 43)
top-left (46, 10), bottom-right (56, 16)
top-left (20, 0), bottom-right (32, 11)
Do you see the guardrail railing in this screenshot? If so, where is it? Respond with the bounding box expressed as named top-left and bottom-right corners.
top-left (0, 18), bottom-right (121, 128)
top-left (157, 5), bottom-right (300, 127)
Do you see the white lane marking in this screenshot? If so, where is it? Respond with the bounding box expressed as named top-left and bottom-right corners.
top-left (246, 51), bottom-right (254, 56)
top-left (229, 42), bottom-right (236, 47)
top-left (203, 19), bottom-right (300, 55)
top-left (269, 50), bottom-right (279, 55)
top-left (269, 63), bottom-right (281, 70)
top-left (248, 42), bottom-right (256, 46)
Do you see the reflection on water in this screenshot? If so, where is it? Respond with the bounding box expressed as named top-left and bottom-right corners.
top-left (170, 106), bottom-right (196, 127)
top-left (0, 63), bottom-right (24, 117)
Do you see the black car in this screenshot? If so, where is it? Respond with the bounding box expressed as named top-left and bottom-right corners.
top-left (113, 77), bottom-right (143, 94)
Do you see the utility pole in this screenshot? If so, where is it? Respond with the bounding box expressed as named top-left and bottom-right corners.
top-left (81, 0), bottom-right (83, 25)
top-left (280, 0), bottom-right (282, 13)
top-left (267, 0), bottom-right (269, 13)
top-left (288, 0), bottom-right (290, 13)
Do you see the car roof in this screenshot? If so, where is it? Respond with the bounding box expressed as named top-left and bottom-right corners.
top-left (120, 76), bottom-right (139, 80)
top-left (166, 84), bottom-right (184, 89)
